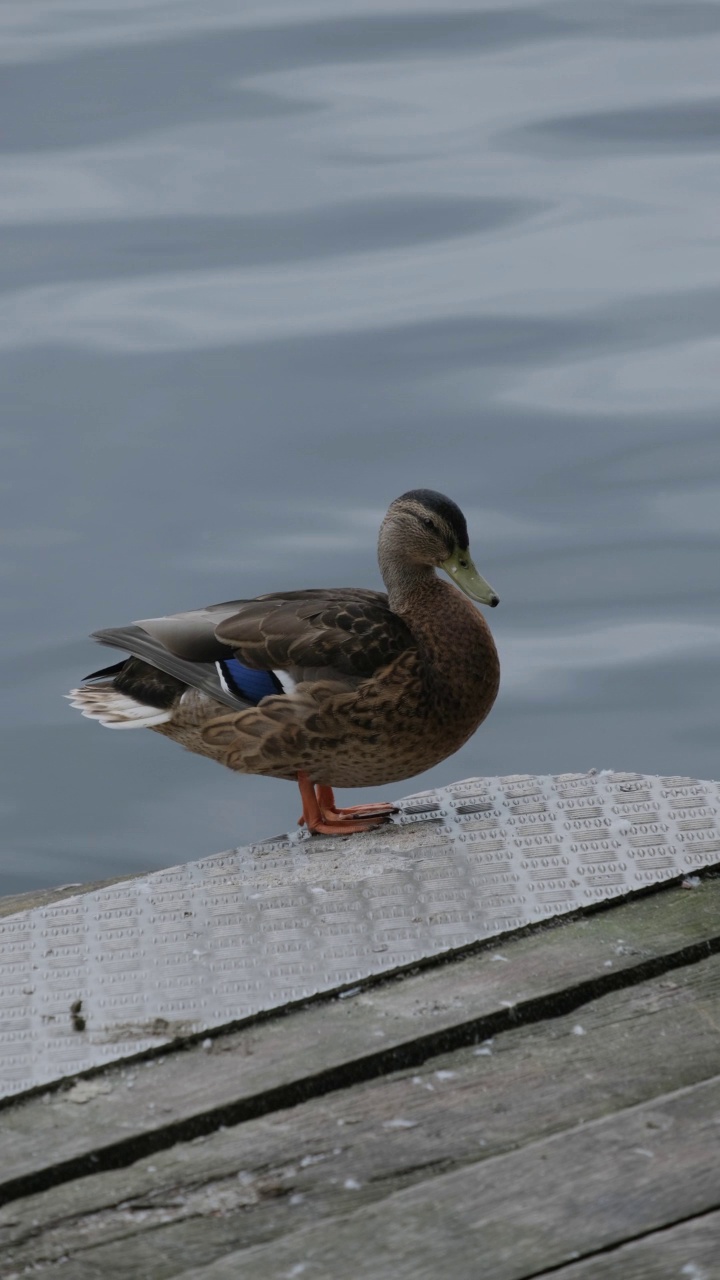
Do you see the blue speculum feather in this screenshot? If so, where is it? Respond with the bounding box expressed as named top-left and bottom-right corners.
top-left (219, 658), bottom-right (283, 704)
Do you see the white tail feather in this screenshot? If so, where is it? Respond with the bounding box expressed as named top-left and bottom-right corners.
top-left (66, 687), bottom-right (172, 729)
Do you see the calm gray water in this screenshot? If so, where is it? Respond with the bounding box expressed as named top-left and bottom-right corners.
top-left (2, 0), bottom-right (720, 894)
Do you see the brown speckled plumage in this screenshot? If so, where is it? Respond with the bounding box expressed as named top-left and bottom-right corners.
top-left (69, 490), bottom-right (500, 833)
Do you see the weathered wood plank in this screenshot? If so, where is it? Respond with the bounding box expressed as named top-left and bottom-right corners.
top-left (2, 951), bottom-right (719, 1279)
top-left (545, 1209), bottom-right (720, 1279)
top-left (160, 1075), bottom-right (720, 1280)
top-left (4, 878), bottom-right (719, 1195)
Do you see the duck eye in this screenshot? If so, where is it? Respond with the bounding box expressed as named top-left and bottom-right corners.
top-left (422, 517), bottom-right (437, 531)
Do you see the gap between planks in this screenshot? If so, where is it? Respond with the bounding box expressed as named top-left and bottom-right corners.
top-left (165, 1075), bottom-right (720, 1280)
top-left (4, 1015), bottom-right (719, 1280)
top-left (1, 910), bottom-right (719, 1280)
top-left (537, 1208), bottom-right (720, 1279)
top-left (3, 946), bottom-right (720, 1278)
top-left (2, 878), bottom-right (720, 1205)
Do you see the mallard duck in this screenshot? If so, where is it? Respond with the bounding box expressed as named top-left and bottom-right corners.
top-left (68, 490), bottom-right (500, 835)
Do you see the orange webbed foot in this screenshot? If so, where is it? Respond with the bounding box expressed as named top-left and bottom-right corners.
top-left (316, 785), bottom-right (397, 821)
top-left (297, 775), bottom-right (397, 835)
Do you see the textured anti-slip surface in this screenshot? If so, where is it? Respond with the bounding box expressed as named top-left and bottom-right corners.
top-left (2, 771), bottom-right (720, 1099)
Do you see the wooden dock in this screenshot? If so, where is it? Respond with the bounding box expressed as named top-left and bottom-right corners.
top-left (1, 773), bottom-right (719, 1278)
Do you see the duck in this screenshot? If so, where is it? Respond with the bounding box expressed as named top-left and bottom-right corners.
top-left (68, 490), bottom-right (500, 836)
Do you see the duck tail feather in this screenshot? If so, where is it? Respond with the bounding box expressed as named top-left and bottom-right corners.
top-left (66, 685), bottom-right (173, 729)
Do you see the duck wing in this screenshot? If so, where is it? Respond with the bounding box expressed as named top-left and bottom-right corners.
top-left (213, 588), bottom-right (414, 681)
top-left (88, 590), bottom-right (413, 712)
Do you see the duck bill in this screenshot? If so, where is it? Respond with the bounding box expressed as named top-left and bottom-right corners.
top-left (441, 550), bottom-right (499, 607)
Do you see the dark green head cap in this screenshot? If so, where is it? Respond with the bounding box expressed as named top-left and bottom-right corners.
top-left (398, 489), bottom-right (469, 550)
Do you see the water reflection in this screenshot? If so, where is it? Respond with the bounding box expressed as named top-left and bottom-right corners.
top-left (1, 0), bottom-right (719, 892)
top-left (514, 99), bottom-right (720, 155)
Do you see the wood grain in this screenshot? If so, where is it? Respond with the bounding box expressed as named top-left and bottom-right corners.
top-left (546, 1209), bottom-right (720, 1279)
top-left (170, 1074), bottom-right (720, 1280)
top-left (4, 878), bottom-right (719, 1195)
top-left (2, 950), bottom-right (718, 1279)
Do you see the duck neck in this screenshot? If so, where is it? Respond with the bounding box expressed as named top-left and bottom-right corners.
top-left (377, 520), bottom-right (499, 732)
top-left (379, 533), bottom-right (499, 715)
top-left (378, 515), bottom-right (444, 613)
top-left (380, 555), bottom-right (438, 617)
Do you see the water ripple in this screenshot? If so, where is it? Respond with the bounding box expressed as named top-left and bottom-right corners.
top-left (2, 0), bottom-right (719, 888)
top-left (0, 9), bottom-right (578, 152)
top-left (0, 197), bottom-right (538, 288)
top-left (511, 98), bottom-right (720, 156)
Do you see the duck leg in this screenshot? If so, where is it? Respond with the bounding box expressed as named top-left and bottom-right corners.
top-left (297, 772), bottom-right (396, 835)
top-left (315, 785), bottom-right (397, 822)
